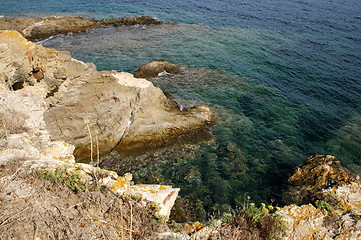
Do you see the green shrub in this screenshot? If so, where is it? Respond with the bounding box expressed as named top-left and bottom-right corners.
top-left (210, 202), bottom-right (285, 240)
top-left (315, 200), bottom-right (334, 213)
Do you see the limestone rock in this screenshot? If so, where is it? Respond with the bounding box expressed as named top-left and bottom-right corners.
top-left (110, 176), bottom-right (179, 219)
top-left (278, 204), bottom-right (361, 240)
top-left (134, 61), bottom-right (181, 78)
top-left (0, 15), bottom-right (163, 41)
top-left (0, 16), bottom-right (99, 41)
top-left (278, 204), bottom-right (331, 240)
top-left (0, 64), bottom-right (180, 220)
top-left (0, 30), bottom-right (214, 162)
top-left (323, 182), bottom-right (361, 214)
top-left (1, 138), bottom-right (179, 219)
top-left (285, 154), bottom-right (359, 205)
top-left (280, 155), bottom-right (361, 239)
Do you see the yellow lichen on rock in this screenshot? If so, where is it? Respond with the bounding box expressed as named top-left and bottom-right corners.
top-left (278, 204), bottom-right (331, 240)
top-left (111, 177), bottom-right (126, 190)
top-left (0, 30), bottom-right (27, 41)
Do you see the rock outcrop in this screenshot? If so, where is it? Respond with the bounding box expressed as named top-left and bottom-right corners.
top-left (278, 204), bottom-right (361, 240)
top-left (278, 155), bottom-right (361, 239)
top-left (100, 15), bottom-right (162, 27)
top-left (0, 30), bottom-right (214, 162)
top-left (284, 154), bottom-right (359, 205)
top-left (0, 15), bottom-right (163, 41)
top-left (0, 29), bottom-right (203, 220)
top-left (134, 61), bottom-right (181, 78)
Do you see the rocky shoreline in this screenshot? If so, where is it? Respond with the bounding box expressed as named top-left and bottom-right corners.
top-left (0, 15), bottom-right (164, 41)
top-left (1, 16), bottom-right (361, 239)
top-left (0, 30), bottom-right (214, 161)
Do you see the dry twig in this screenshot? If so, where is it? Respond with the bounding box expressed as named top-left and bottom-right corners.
top-left (0, 206), bottom-right (29, 228)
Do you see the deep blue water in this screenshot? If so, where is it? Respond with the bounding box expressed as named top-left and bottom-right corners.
top-left (2, 0), bottom-right (361, 209)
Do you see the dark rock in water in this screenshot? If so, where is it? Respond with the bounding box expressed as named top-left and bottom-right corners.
top-left (100, 15), bottom-right (163, 26)
top-left (134, 61), bottom-right (181, 78)
top-left (0, 15), bottom-right (163, 41)
top-left (284, 154), bottom-right (358, 205)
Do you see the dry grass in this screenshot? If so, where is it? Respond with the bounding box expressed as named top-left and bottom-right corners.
top-left (0, 158), bottom-right (163, 240)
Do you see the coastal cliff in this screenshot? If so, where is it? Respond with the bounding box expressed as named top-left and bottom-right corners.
top-left (0, 19), bottom-right (360, 239)
top-left (0, 29), bottom-right (212, 238)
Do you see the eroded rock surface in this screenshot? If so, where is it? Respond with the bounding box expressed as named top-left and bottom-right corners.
top-left (285, 154), bottom-right (359, 205)
top-left (0, 30), bottom-right (214, 162)
top-left (278, 155), bottom-right (361, 240)
top-left (0, 15), bottom-right (163, 41)
top-left (0, 30), bottom-right (188, 220)
top-left (278, 204), bottom-right (361, 240)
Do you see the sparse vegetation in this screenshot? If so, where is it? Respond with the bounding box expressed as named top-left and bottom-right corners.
top-left (35, 167), bottom-right (94, 192)
top-left (351, 211), bottom-right (361, 221)
top-left (0, 158), bottom-right (163, 239)
top-left (203, 200), bottom-right (285, 240)
top-left (315, 199), bottom-right (335, 213)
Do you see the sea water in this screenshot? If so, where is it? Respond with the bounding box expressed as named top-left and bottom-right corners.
top-left (2, 0), bottom-right (361, 210)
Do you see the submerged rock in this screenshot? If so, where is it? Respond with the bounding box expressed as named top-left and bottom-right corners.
top-left (0, 15), bottom-right (163, 41)
top-left (100, 15), bottom-right (162, 27)
top-left (134, 61), bottom-right (181, 78)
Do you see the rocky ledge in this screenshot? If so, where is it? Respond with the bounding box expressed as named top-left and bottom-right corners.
top-left (0, 29), bottom-right (214, 238)
top-left (278, 155), bottom-right (361, 239)
top-left (0, 30), bottom-right (214, 161)
top-left (0, 15), bottom-right (163, 41)
top-left (0, 28), bottom-right (214, 232)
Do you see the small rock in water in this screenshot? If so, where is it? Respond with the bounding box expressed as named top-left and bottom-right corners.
top-left (134, 61), bottom-right (181, 78)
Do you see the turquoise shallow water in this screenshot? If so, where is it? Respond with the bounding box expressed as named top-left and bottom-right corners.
top-left (2, 0), bottom-right (361, 210)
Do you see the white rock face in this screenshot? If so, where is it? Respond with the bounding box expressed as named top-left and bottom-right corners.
top-left (278, 204), bottom-right (332, 240)
top-left (278, 203), bottom-right (361, 240)
top-left (323, 182), bottom-right (361, 214)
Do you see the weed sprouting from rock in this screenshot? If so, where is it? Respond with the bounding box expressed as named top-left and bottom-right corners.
top-left (35, 167), bottom-right (94, 192)
top-left (209, 201), bottom-right (285, 240)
